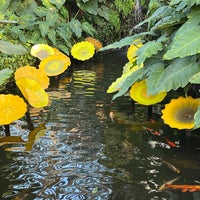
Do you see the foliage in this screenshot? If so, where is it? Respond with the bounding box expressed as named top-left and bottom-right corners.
top-left (101, 0), bottom-right (200, 129)
top-left (0, 0), bottom-right (136, 55)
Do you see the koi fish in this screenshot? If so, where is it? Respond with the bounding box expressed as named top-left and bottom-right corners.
top-left (164, 184), bottom-right (200, 192)
top-left (109, 111), bottom-right (115, 122)
top-left (162, 160), bottom-right (181, 174)
top-left (162, 137), bottom-right (178, 148)
top-left (158, 177), bottom-right (180, 191)
top-left (143, 127), bottom-right (162, 136)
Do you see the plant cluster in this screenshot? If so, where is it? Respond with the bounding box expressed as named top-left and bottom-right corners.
top-left (0, 0), bottom-right (137, 54)
top-left (100, 0), bottom-right (200, 130)
top-left (0, 37), bottom-right (101, 135)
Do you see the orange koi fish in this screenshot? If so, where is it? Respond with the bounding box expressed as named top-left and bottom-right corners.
top-left (109, 111), bottom-right (115, 122)
top-left (159, 177), bottom-right (180, 191)
top-left (162, 137), bottom-right (177, 148)
top-left (164, 184), bottom-right (200, 192)
top-left (143, 127), bottom-right (161, 136)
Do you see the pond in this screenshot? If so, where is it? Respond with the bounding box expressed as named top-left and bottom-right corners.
top-left (0, 50), bottom-right (200, 200)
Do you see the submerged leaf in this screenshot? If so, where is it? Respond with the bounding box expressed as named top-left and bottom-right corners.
top-left (0, 136), bottom-right (25, 145)
top-left (25, 124), bottom-right (46, 151)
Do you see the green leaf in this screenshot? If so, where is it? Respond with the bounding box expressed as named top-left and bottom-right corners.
top-left (77, 0), bottom-right (98, 15)
top-left (153, 57), bottom-right (200, 94)
top-left (97, 5), bottom-right (110, 21)
top-left (112, 67), bottom-right (145, 100)
top-left (164, 26), bottom-right (200, 60)
top-left (0, 40), bottom-right (27, 55)
top-left (39, 22), bottom-right (50, 37)
top-left (69, 19), bottom-right (82, 38)
top-left (136, 35), bottom-right (167, 66)
top-left (146, 61), bottom-right (165, 95)
top-left (0, 68), bottom-right (13, 86)
top-left (164, 9), bottom-right (200, 60)
top-left (81, 21), bottom-right (96, 36)
top-left (150, 12), bottom-right (186, 31)
top-left (48, 29), bottom-right (56, 45)
top-left (136, 6), bottom-right (174, 28)
top-left (99, 32), bottom-right (153, 51)
top-left (49, 0), bottom-right (65, 9)
top-left (194, 106), bottom-right (200, 129)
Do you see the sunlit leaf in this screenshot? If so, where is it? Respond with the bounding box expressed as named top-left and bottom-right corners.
top-left (0, 40), bottom-right (27, 55)
top-left (112, 67), bottom-right (145, 100)
top-left (189, 72), bottom-right (200, 84)
top-left (0, 68), bottom-right (13, 86)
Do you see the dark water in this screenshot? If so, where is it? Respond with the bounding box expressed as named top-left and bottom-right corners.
top-left (0, 51), bottom-right (200, 200)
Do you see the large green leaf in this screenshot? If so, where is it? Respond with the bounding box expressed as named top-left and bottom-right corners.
top-left (146, 61), bottom-right (165, 95)
top-left (0, 40), bottom-right (27, 55)
top-left (136, 6), bottom-right (175, 28)
top-left (163, 9), bottom-right (200, 60)
top-left (0, 68), bottom-right (13, 86)
top-left (99, 32), bottom-right (153, 51)
top-left (153, 57), bottom-right (200, 94)
top-left (194, 106), bottom-right (200, 129)
top-left (150, 12), bottom-right (186, 31)
top-left (136, 35), bottom-right (167, 66)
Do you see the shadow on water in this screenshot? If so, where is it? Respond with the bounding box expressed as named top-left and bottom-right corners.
top-left (0, 50), bottom-right (200, 200)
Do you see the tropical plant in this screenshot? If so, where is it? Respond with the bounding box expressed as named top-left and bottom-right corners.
top-left (0, 0), bottom-right (137, 55)
top-left (100, 0), bottom-right (200, 129)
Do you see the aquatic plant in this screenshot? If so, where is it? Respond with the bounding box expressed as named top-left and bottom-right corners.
top-left (130, 80), bottom-right (167, 106)
top-left (71, 41), bottom-right (95, 61)
top-left (14, 65), bottom-right (50, 89)
top-left (30, 44), bottom-right (55, 60)
top-left (39, 54), bottom-right (71, 76)
top-left (100, 0), bottom-right (200, 129)
top-left (161, 96), bottom-right (200, 130)
top-left (16, 78), bottom-right (49, 108)
top-left (0, 94), bottom-right (27, 125)
top-left (85, 37), bottom-right (103, 51)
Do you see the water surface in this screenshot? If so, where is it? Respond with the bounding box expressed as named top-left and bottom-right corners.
top-left (0, 50), bottom-right (200, 200)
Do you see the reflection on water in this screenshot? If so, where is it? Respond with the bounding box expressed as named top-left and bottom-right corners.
top-left (0, 51), bottom-right (200, 200)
